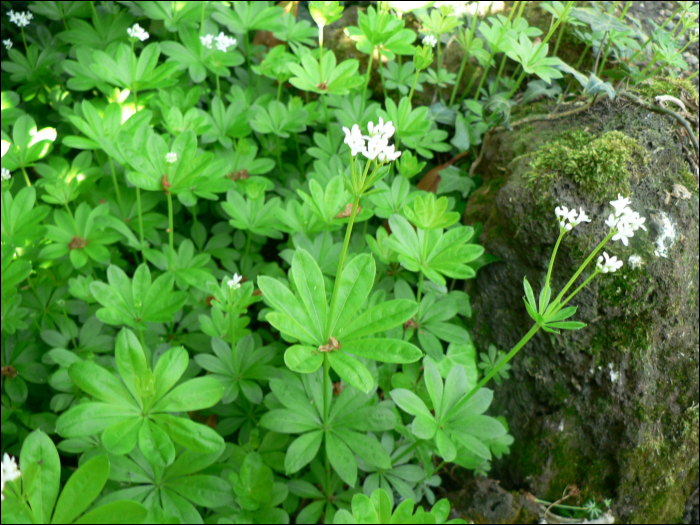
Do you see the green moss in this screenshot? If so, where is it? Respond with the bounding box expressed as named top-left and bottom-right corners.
top-left (526, 129), bottom-right (648, 202)
top-left (632, 75), bottom-right (699, 100)
top-left (624, 406), bottom-right (699, 524)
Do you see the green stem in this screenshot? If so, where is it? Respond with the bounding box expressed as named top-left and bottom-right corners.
top-left (597, 31), bottom-right (615, 76)
top-left (560, 270), bottom-right (600, 308)
top-left (167, 192), bottom-right (175, 268)
top-left (378, 48), bottom-right (389, 101)
top-left (20, 166), bottom-right (31, 187)
top-left (361, 52), bottom-right (374, 112)
top-left (545, 231), bottom-right (613, 316)
top-left (20, 27), bottom-right (28, 51)
top-left (322, 94), bottom-right (330, 128)
top-left (229, 306), bottom-right (238, 372)
top-left (64, 203), bottom-right (74, 220)
top-left (200, 2), bottom-right (206, 36)
top-left (216, 74), bottom-right (221, 99)
top-left (108, 157), bottom-right (124, 217)
top-left (323, 354), bottom-right (332, 500)
top-left (553, 17), bottom-right (567, 57)
top-left (407, 69), bottom-right (420, 108)
top-left (506, 69), bottom-right (528, 99)
top-left (416, 272), bottom-right (424, 303)
top-left (445, 323), bottom-right (542, 422)
top-left (436, 38), bottom-right (443, 102)
top-left (392, 439), bottom-right (422, 464)
top-left (62, 307), bottom-right (79, 350)
top-left (243, 231), bottom-right (252, 271)
top-left (136, 187), bottom-right (145, 257)
top-left (543, 230), bottom-right (565, 303)
top-left (450, 52), bottom-right (469, 106)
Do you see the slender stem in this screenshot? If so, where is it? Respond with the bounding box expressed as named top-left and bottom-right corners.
top-left (597, 31), bottom-right (615, 76)
top-left (167, 192), bottom-right (175, 268)
top-left (450, 53), bottom-right (469, 106)
top-left (320, 229), bottom-right (328, 257)
top-left (322, 94), bottom-right (330, 128)
top-left (407, 69), bottom-right (420, 108)
top-left (275, 134), bottom-right (283, 174)
top-left (416, 273), bottom-right (425, 303)
top-left (543, 230), bottom-right (565, 302)
top-left (553, 17), bottom-right (567, 57)
top-left (445, 323), bottom-right (541, 422)
top-left (20, 166), bottom-right (31, 187)
top-left (64, 203), bottom-right (74, 220)
top-left (392, 439), bottom-right (422, 464)
top-left (243, 230), bottom-right (252, 272)
top-left (20, 27), bottom-right (28, 51)
top-left (362, 52), bottom-right (374, 113)
top-left (378, 48), bottom-right (389, 101)
top-left (108, 157), bottom-right (124, 217)
top-left (229, 300), bottom-right (238, 373)
top-left (560, 270), bottom-right (600, 308)
top-left (322, 354), bottom-right (332, 500)
top-left (545, 231), bottom-right (613, 316)
top-left (62, 307), bottom-right (79, 350)
top-left (216, 74), bottom-right (221, 99)
top-left (200, 2), bottom-right (206, 36)
top-left (436, 38), bottom-right (443, 102)
top-left (506, 69), bottom-right (528, 99)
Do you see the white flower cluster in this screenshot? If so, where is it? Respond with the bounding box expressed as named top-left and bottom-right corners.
top-left (127, 23), bottom-right (149, 42)
top-left (3, 38), bottom-right (11, 50)
top-left (342, 118), bottom-right (401, 163)
top-left (7, 10), bottom-right (33, 28)
top-left (604, 194), bottom-right (646, 246)
top-left (1, 453), bottom-right (21, 502)
top-left (555, 205), bottom-right (591, 231)
top-left (200, 32), bottom-right (237, 52)
top-left (227, 273), bottom-right (242, 290)
top-left (596, 252), bottom-right (623, 273)
top-left (422, 34), bottom-right (438, 47)
top-left (165, 152), bottom-right (178, 164)
top-left (1, 167), bottom-right (11, 181)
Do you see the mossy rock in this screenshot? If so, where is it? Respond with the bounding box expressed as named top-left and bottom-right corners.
top-left (465, 97), bottom-right (699, 524)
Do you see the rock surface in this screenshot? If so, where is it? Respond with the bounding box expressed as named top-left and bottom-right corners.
top-left (464, 95), bottom-right (699, 524)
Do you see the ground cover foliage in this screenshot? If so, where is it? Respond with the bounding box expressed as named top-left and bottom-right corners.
top-left (1, 1), bottom-right (698, 524)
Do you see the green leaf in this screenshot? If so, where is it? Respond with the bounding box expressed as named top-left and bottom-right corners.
top-left (390, 389), bottom-right (432, 418)
top-left (152, 376), bottom-right (224, 413)
top-left (285, 345), bottom-right (324, 374)
top-left (435, 429), bottom-right (457, 462)
top-left (258, 276), bottom-right (319, 345)
top-left (51, 455), bottom-right (110, 524)
top-left (338, 300), bottom-right (418, 341)
top-left (68, 362), bottom-right (136, 410)
top-left (56, 403), bottom-right (138, 439)
top-left (351, 493), bottom-right (379, 524)
top-left (114, 329), bottom-right (148, 409)
top-left (19, 431), bottom-right (61, 525)
top-left (74, 501), bottom-right (148, 524)
top-left (329, 253), bottom-right (376, 336)
top-left (291, 249), bottom-right (328, 340)
top-left (101, 417), bottom-right (142, 456)
top-left (139, 420), bottom-right (176, 468)
top-left (285, 430), bottom-right (324, 474)
top-left (327, 431), bottom-right (358, 487)
top-left (328, 352), bottom-right (374, 394)
top-left (152, 414), bottom-right (225, 454)
top-left (338, 430), bottom-right (391, 469)
top-left (423, 360), bottom-right (444, 420)
top-left (411, 414), bottom-right (438, 440)
top-left (342, 339), bottom-right (422, 364)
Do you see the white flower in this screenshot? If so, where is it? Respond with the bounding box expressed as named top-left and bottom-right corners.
top-left (364, 135), bottom-right (389, 160)
top-left (1, 167), bottom-right (11, 181)
top-left (596, 252), bottom-right (623, 273)
top-left (555, 205), bottom-right (589, 231)
top-left (165, 152), bottom-right (178, 164)
top-left (620, 209), bottom-right (647, 232)
top-left (605, 212), bottom-right (620, 230)
top-left (214, 32), bottom-right (237, 52)
top-left (628, 254), bottom-right (644, 269)
top-left (611, 222), bottom-right (635, 246)
top-left (378, 144), bottom-right (402, 163)
top-left (1, 453), bottom-right (21, 502)
top-left (7, 10), bottom-right (33, 28)
top-left (127, 23), bottom-right (149, 42)
top-left (610, 194), bottom-right (631, 217)
top-left (200, 34), bottom-right (214, 49)
top-left (422, 34), bottom-right (438, 47)
top-left (227, 273), bottom-right (243, 290)
top-left (3, 39), bottom-right (12, 50)
top-left (342, 124), bottom-right (366, 157)
top-left (571, 207), bottom-right (591, 227)
top-left (366, 117), bottom-right (395, 140)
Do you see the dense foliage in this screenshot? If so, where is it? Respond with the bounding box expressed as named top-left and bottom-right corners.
top-left (1, 1), bottom-right (696, 523)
